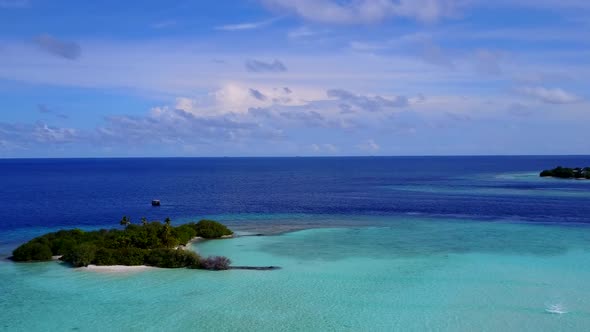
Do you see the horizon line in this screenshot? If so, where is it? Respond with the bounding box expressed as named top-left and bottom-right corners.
top-left (1, 154), bottom-right (590, 160)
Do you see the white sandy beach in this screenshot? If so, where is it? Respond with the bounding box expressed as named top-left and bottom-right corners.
top-left (78, 265), bottom-right (155, 273)
top-left (182, 234), bottom-right (233, 249)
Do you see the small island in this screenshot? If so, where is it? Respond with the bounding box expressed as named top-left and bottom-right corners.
top-left (539, 166), bottom-right (590, 179)
top-left (11, 218), bottom-right (235, 270)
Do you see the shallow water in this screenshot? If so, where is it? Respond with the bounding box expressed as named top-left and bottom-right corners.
top-left (386, 172), bottom-right (590, 198)
top-left (2, 218), bottom-right (590, 331)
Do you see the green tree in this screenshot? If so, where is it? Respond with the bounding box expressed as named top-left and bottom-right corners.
top-left (63, 243), bottom-right (97, 267)
top-left (12, 242), bottom-right (53, 261)
top-left (94, 248), bottom-right (116, 265)
top-left (12, 217), bottom-right (234, 270)
top-left (164, 218), bottom-right (171, 235)
top-left (120, 216), bottom-right (131, 228)
top-left (192, 220), bottom-right (233, 239)
top-left (161, 217), bottom-right (176, 248)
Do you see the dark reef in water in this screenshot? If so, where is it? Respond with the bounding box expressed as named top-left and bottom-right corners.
top-left (540, 166), bottom-right (590, 179)
top-left (230, 266), bottom-right (281, 271)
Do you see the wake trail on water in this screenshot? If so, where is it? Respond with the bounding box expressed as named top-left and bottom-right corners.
top-left (545, 303), bottom-right (567, 314)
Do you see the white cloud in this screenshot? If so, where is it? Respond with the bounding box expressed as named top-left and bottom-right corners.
top-left (356, 139), bottom-right (380, 152)
top-left (224, 83), bottom-right (325, 107)
top-left (327, 89), bottom-right (409, 112)
top-left (261, 0), bottom-right (466, 24)
top-left (213, 83), bottom-right (289, 113)
top-left (288, 26), bottom-right (320, 39)
top-left (323, 143), bottom-right (337, 152)
top-left (174, 97), bottom-right (196, 113)
top-left (311, 143), bottom-right (338, 153)
top-left (215, 17), bottom-right (279, 31)
top-left (519, 86), bottom-right (581, 104)
top-left (34, 123), bottom-right (78, 143)
top-left (480, 0), bottom-right (590, 10)
top-left (288, 0), bottom-right (590, 24)
top-left (4, 37), bottom-right (585, 101)
top-left (0, 122), bottom-right (78, 148)
top-left (100, 106), bottom-right (283, 148)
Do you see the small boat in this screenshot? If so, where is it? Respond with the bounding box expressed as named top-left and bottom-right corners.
top-left (151, 200), bottom-right (161, 206)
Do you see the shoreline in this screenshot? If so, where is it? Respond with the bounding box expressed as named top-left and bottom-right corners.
top-left (541, 176), bottom-right (590, 180)
top-left (78, 264), bottom-right (156, 273)
top-left (80, 234), bottom-right (238, 273)
top-left (181, 234), bottom-right (234, 249)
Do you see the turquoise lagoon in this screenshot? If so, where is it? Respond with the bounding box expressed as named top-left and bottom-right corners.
top-left (2, 217), bottom-right (590, 331)
top-left (385, 172), bottom-right (590, 198)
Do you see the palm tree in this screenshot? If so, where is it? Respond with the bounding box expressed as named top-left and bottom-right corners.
top-left (163, 217), bottom-right (172, 247)
top-left (120, 216), bottom-right (131, 227)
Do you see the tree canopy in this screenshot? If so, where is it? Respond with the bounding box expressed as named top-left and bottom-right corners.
top-left (540, 166), bottom-right (590, 179)
top-left (12, 219), bottom-right (233, 270)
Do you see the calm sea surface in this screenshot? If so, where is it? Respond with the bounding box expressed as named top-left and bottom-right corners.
top-left (1, 156), bottom-right (590, 331)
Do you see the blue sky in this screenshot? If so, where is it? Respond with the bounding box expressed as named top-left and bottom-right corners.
top-left (0, 0), bottom-right (589, 157)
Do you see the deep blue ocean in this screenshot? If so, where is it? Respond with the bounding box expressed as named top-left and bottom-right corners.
top-left (1, 156), bottom-right (590, 254)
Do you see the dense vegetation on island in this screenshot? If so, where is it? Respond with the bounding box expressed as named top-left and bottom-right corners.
top-left (540, 166), bottom-right (590, 179)
top-left (11, 218), bottom-right (233, 270)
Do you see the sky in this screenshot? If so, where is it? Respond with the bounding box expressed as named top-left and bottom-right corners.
top-left (0, 0), bottom-right (589, 157)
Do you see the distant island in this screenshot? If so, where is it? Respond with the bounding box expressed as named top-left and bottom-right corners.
top-left (11, 218), bottom-right (235, 270)
top-left (540, 166), bottom-right (590, 179)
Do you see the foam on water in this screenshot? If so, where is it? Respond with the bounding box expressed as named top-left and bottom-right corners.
top-left (545, 303), bottom-right (568, 315)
